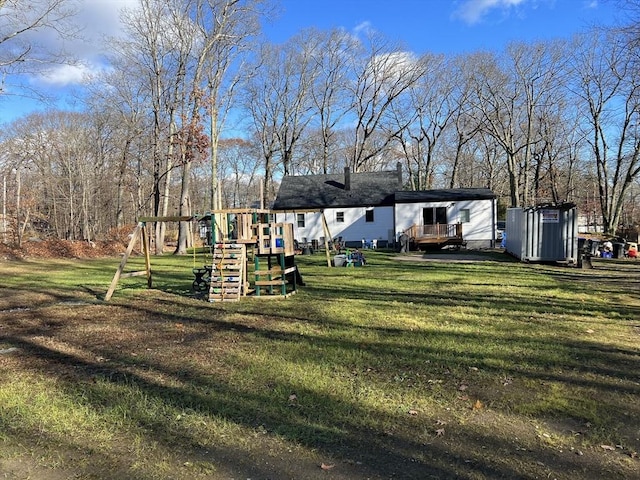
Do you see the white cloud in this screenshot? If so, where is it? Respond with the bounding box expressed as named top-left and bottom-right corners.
top-left (74, 0), bottom-right (138, 55)
top-left (78, 0), bottom-right (139, 39)
top-left (353, 21), bottom-right (373, 36)
top-left (24, 0), bottom-right (136, 87)
top-left (453, 0), bottom-right (528, 25)
top-left (37, 62), bottom-right (106, 87)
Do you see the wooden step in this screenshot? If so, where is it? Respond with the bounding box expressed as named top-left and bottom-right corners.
top-left (209, 243), bottom-right (247, 302)
top-left (255, 279), bottom-right (287, 286)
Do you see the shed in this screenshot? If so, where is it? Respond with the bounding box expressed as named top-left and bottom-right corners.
top-left (505, 204), bottom-right (579, 263)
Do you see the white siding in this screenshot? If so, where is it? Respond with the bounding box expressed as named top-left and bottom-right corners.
top-left (277, 206), bottom-right (395, 244)
top-left (395, 199), bottom-right (496, 247)
top-left (277, 197), bottom-right (496, 248)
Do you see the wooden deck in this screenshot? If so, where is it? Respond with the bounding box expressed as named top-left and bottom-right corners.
top-left (404, 223), bottom-right (464, 249)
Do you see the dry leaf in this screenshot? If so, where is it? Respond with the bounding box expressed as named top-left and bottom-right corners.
top-left (320, 463), bottom-right (335, 470)
top-left (600, 444), bottom-right (615, 451)
top-left (459, 384), bottom-right (468, 391)
top-left (472, 399), bottom-right (483, 410)
top-left (435, 419), bottom-right (447, 425)
top-left (408, 409), bottom-right (419, 416)
top-left (586, 329), bottom-right (595, 334)
top-left (435, 428), bottom-right (445, 436)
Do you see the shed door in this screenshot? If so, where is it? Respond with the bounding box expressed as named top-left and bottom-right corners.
top-left (423, 207), bottom-right (447, 225)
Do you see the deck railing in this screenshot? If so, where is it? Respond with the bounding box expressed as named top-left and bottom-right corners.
top-left (404, 223), bottom-right (463, 242)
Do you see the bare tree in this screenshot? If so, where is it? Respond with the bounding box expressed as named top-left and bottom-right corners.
top-left (433, 54), bottom-right (487, 189)
top-left (615, 0), bottom-right (640, 49)
top-left (467, 42), bottom-right (567, 207)
top-left (243, 32), bottom-right (318, 204)
top-left (0, 0), bottom-right (80, 98)
top-left (390, 53), bottom-right (458, 190)
top-left (85, 66), bottom-right (150, 228)
top-left (1, 110), bottom-right (120, 241)
top-left (508, 41), bottom-right (568, 206)
top-left (216, 138), bottom-right (262, 208)
top-left (466, 51), bottom-right (522, 204)
top-left (243, 73), bottom-right (280, 205)
top-left (3, 115), bottom-right (57, 243)
top-left (114, 0), bottom-right (266, 254)
top-left (307, 28), bottom-right (354, 174)
top-left (116, 0), bottom-right (197, 253)
top-left (203, 0), bottom-right (266, 212)
top-left (186, 136), bottom-right (262, 212)
top-left (171, 0), bottom-right (265, 253)
top-left (570, 29), bottom-right (640, 234)
top-left (348, 33), bottom-right (425, 172)
top-left (531, 99), bottom-right (586, 205)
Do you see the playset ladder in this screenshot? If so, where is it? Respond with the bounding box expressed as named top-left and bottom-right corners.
top-left (208, 243), bottom-right (247, 302)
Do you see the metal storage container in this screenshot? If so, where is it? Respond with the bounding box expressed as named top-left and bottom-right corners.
top-left (505, 204), bottom-right (578, 263)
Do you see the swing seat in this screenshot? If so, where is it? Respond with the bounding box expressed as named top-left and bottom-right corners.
top-left (192, 267), bottom-right (211, 292)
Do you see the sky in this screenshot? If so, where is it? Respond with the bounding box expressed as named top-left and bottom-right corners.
top-left (0, 0), bottom-right (621, 125)
top-left (265, 0), bottom-right (618, 54)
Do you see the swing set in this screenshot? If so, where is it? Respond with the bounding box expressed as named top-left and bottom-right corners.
top-left (105, 209), bottom-right (303, 302)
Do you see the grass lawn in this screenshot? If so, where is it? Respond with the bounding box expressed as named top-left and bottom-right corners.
top-left (0, 249), bottom-right (638, 479)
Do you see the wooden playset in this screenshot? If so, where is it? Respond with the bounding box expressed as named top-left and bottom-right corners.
top-left (105, 209), bottom-right (303, 302)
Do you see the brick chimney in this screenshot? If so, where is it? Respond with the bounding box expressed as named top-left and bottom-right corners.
top-left (344, 166), bottom-right (351, 191)
top-left (396, 162), bottom-right (403, 185)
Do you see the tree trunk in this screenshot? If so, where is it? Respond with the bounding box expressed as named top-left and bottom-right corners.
top-left (175, 160), bottom-right (192, 255)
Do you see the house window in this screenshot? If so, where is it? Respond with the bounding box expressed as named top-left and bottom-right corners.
top-left (460, 209), bottom-right (470, 223)
top-left (365, 208), bottom-right (374, 223)
top-left (336, 211), bottom-right (344, 223)
top-left (297, 213), bottom-right (305, 228)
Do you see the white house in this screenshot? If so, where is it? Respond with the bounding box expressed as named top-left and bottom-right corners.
top-left (272, 165), bottom-right (498, 249)
top-left (394, 190), bottom-right (498, 249)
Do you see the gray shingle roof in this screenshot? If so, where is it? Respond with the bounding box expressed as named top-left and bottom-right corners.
top-left (394, 188), bottom-right (496, 203)
top-left (272, 169), bottom-right (402, 210)
top-left (273, 167), bottom-right (495, 210)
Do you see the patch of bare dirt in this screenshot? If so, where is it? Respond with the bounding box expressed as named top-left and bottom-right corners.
top-left (396, 248), bottom-right (512, 263)
top-left (0, 233), bottom-right (132, 260)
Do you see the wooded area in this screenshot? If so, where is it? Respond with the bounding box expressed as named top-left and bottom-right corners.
top-left (1, 0), bottom-right (640, 252)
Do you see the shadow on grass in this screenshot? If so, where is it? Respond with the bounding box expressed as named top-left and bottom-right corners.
top-left (3, 292), bottom-right (639, 479)
top-left (1, 255), bottom-right (639, 479)
top-left (0, 334), bottom-right (503, 479)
